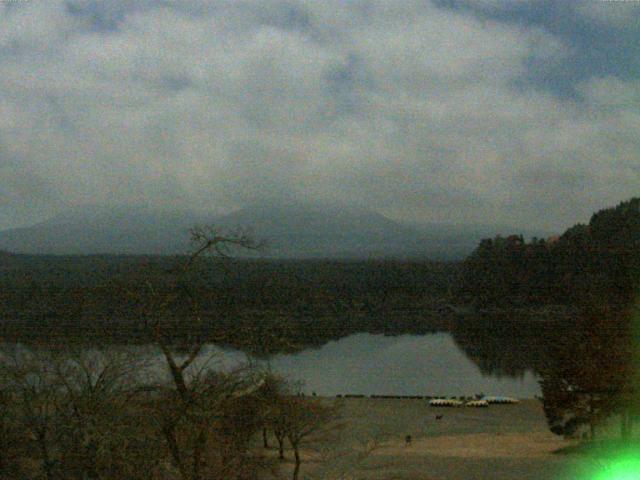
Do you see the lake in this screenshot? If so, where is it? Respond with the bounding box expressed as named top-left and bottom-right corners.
top-left (2, 331), bottom-right (542, 399)
top-left (200, 332), bottom-right (541, 398)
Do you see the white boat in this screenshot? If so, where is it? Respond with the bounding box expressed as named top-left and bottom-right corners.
top-left (465, 399), bottom-right (489, 407)
top-left (483, 396), bottom-right (519, 404)
top-left (429, 398), bottom-right (463, 407)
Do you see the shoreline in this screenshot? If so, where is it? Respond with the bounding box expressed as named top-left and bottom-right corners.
top-left (281, 397), bottom-right (585, 480)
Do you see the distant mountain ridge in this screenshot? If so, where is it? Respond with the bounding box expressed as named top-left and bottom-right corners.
top-left (214, 202), bottom-right (426, 258)
top-left (0, 203), bottom-right (546, 259)
top-left (0, 205), bottom-right (211, 255)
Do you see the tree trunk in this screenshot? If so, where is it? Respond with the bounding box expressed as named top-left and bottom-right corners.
top-left (292, 446), bottom-right (301, 480)
top-left (277, 436), bottom-right (285, 460)
top-left (163, 421), bottom-right (188, 480)
top-left (35, 429), bottom-right (55, 480)
top-left (85, 440), bottom-right (99, 480)
top-left (620, 409), bottom-right (632, 439)
top-left (262, 427), bottom-right (269, 448)
top-left (159, 344), bottom-right (190, 402)
top-left (191, 427), bottom-right (208, 480)
top-left (621, 410), bottom-right (628, 439)
top-left (588, 395), bottom-right (596, 441)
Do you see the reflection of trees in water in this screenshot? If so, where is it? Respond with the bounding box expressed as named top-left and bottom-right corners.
top-left (238, 313), bottom-right (571, 382)
top-left (5, 299), bottom-right (579, 384)
top-left (450, 316), bottom-right (572, 378)
top-left (5, 310), bottom-right (567, 382)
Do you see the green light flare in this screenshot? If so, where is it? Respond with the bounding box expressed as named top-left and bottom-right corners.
top-left (590, 291), bottom-right (640, 480)
top-left (559, 293), bottom-right (640, 480)
top-left (591, 455), bottom-right (640, 480)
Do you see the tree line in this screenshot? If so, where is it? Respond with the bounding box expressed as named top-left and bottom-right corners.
top-left (464, 197), bottom-right (640, 442)
top-left (0, 252), bottom-right (460, 352)
top-left (462, 197), bottom-right (639, 311)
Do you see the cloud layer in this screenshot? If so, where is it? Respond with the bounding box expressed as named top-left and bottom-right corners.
top-left (1, 0), bottom-right (638, 231)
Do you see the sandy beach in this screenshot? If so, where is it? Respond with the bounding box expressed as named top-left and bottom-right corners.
top-left (271, 398), bottom-right (589, 480)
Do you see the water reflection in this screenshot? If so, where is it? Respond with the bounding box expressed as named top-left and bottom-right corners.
top-left (450, 318), bottom-right (564, 378)
top-left (203, 332), bottom-right (541, 397)
top-left (2, 320), bottom-right (554, 398)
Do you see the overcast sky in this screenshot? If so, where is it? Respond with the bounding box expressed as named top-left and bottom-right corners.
top-left (1, 0), bottom-right (639, 232)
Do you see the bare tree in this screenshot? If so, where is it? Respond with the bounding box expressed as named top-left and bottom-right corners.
top-left (0, 347), bottom-right (63, 480)
top-left (282, 397), bottom-right (341, 480)
top-left (266, 396), bottom-right (290, 462)
top-left (0, 227), bottom-right (266, 480)
top-left (132, 226), bottom-right (264, 480)
top-left (256, 373), bottom-right (288, 454)
top-left (0, 346), bottom-right (157, 480)
top-left (51, 348), bottom-right (154, 480)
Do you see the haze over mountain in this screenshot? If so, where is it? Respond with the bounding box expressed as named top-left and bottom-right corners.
top-left (0, 202), bottom-right (549, 259)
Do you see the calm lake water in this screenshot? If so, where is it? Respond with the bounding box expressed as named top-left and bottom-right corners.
top-left (4, 332), bottom-right (541, 398)
top-left (200, 332), bottom-right (541, 398)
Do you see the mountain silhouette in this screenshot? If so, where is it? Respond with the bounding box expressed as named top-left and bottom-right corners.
top-left (0, 202), bottom-right (544, 258)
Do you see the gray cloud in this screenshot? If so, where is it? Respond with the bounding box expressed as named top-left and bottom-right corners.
top-left (0, 0), bottom-right (638, 232)
top-left (575, 0), bottom-right (640, 29)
